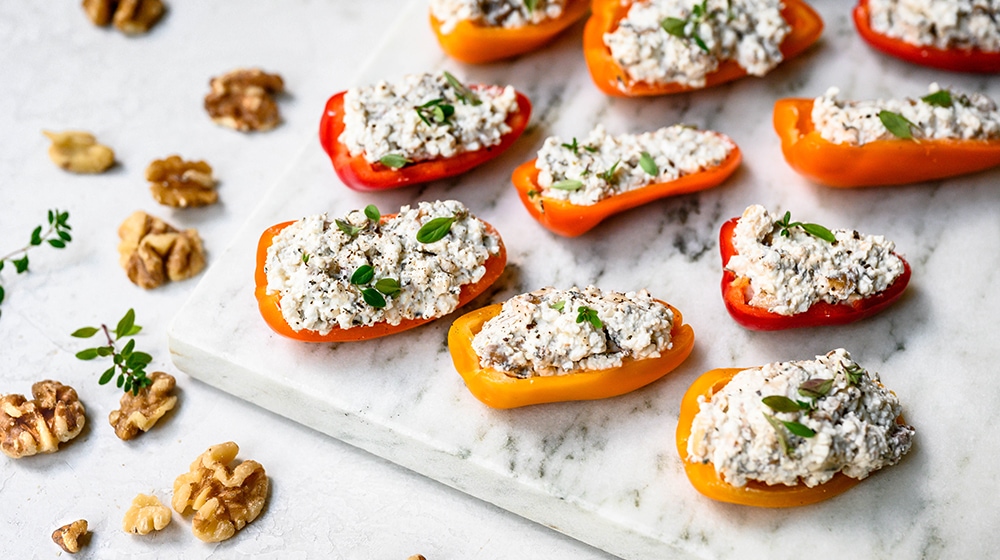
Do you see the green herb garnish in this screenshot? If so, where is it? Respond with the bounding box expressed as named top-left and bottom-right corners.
top-left (72, 309), bottom-right (152, 395)
top-left (639, 152), bottom-right (658, 176)
top-left (576, 306), bottom-right (603, 329)
top-left (844, 363), bottom-right (865, 385)
top-left (660, 0), bottom-right (711, 53)
top-left (921, 89), bottom-right (952, 108)
top-left (443, 71), bottom-right (481, 106)
top-left (379, 154), bottom-right (411, 169)
top-left (351, 265), bottom-right (375, 285)
top-left (374, 278), bottom-right (401, 297)
top-left (302, 252), bottom-right (310, 264)
top-left (361, 288), bottom-right (386, 308)
top-left (762, 395), bottom-right (811, 413)
top-left (550, 179), bottom-right (584, 191)
top-left (878, 110), bottom-right (918, 140)
top-left (561, 137), bottom-right (581, 154)
top-left (524, 0), bottom-right (537, 13)
top-left (0, 209), bottom-right (72, 318)
top-left (798, 377), bottom-right (833, 400)
top-left (764, 412), bottom-right (815, 455)
top-left (416, 215), bottom-right (457, 243)
top-left (364, 204), bottom-right (381, 223)
top-left (416, 98), bottom-right (455, 126)
top-left (599, 160), bottom-right (620, 183)
top-left (550, 300), bottom-right (565, 312)
top-left (774, 211), bottom-right (836, 243)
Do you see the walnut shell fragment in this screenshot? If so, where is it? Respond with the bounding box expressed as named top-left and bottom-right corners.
top-left (123, 493), bottom-right (172, 535)
top-left (109, 371), bottom-right (177, 440)
top-left (43, 130), bottom-right (115, 174)
top-left (146, 155), bottom-right (217, 208)
top-left (82, 0), bottom-right (165, 35)
top-left (117, 211), bottom-right (206, 289)
top-left (52, 519), bottom-right (89, 553)
top-left (172, 441), bottom-right (268, 542)
top-left (204, 68), bottom-right (285, 132)
top-left (1, 381), bottom-right (86, 459)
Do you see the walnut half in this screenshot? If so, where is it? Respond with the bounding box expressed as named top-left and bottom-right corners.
top-left (109, 371), bottom-right (177, 440)
top-left (146, 155), bottom-right (218, 208)
top-left (123, 493), bottom-right (172, 535)
top-left (43, 130), bottom-right (115, 174)
top-left (52, 519), bottom-right (89, 553)
top-left (172, 442), bottom-right (268, 542)
top-left (1, 381), bottom-right (86, 459)
top-left (117, 211), bottom-right (206, 289)
top-left (204, 69), bottom-right (285, 132)
top-left (82, 0), bottom-right (165, 35)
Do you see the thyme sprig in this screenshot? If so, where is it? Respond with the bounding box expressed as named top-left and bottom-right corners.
top-left (416, 98), bottom-right (455, 126)
top-left (443, 71), bottom-right (481, 106)
top-left (774, 211), bottom-right (836, 243)
top-left (0, 209), bottom-right (72, 318)
top-left (576, 306), bottom-right (603, 329)
top-left (349, 265), bottom-right (400, 309)
top-left (661, 0), bottom-right (712, 53)
top-left (336, 204), bottom-right (381, 238)
top-left (72, 308), bottom-right (152, 395)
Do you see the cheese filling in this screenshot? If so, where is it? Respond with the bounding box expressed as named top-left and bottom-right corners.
top-left (725, 205), bottom-right (905, 316)
top-left (688, 348), bottom-right (915, 488)
top-left (472, 286), bottom-right (674, 378)
top-left (340, 72), bottom-right (519, 164)
top-left (431, 0), bottom-right (567, 34)
top-left (812, 84), bottom-right (1000, 146)
top-left (603, 0), bottom-right (790, 88)
top-left (265, 200), bottom-right (500, 335)
top-left (867, 0), bottom-right (1000, 52)
top-left (534, 124), bottom-right (735, 205)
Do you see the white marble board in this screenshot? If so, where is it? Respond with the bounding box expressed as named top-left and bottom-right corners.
top-left (168, 1), bottom-right (1000, 558)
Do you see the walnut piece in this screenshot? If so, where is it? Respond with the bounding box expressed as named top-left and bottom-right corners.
top-left (52, 519), bottom-right (88, 553)
top-left (117, 211), bottom-right (206, 289)
top-left (43, 130), bottom-right (115, 174)
top-left (109, 371), bottom-right (177, 440)
top-left (1, 381), bottom-right (86, 459)
top-left (204, 69), bottom-right (285, 132)
top-left (172, 442), bottom-right (268, 542)
top-left (146, 155), bottom-right (217, 208)
top-left (82, 0), bottom-right (164, 35)
top-left (123, 493), bottom-right (172, 535)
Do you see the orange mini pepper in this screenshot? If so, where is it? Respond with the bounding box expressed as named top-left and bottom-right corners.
top-left (448, 301), bottom-right (694, 409)
top-left (583, 0), bottom-right (823, 97)
top-left (512, 141), bottom-right (741, 237)
top-left (430, 0), bottom-right (591, 64)
top-left (676, 367), bottom-right (861, 507)
top-left (255, 217), bottom-right (507, 343)
top-left (774, 97), bottom-right (1000, 187)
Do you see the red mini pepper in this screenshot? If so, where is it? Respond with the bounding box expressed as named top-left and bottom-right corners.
top-left (448, 301), bottom-right (694, 409)
top-left (430, 0), bottom-right (591, 64)
top-left (774, 97), bottom-right (1000, 187)
top-left (583, 0), bottom-right (823, 97)
top-left (853, 0), bottom-right (1000, 74)
top-left (511, 140), bottom-right (741, 237)
top-left (254, 216), bottom-right (507, 342)
top-left (318, 88), bottom-right (532, 191)
top-left (719, 216), bottom-right (911, 330)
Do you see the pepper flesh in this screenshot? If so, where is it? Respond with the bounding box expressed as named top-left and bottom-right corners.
top-left (676, 367), bottom-right (861, 507)
top-left (512, 143), bottom-right (741, 237)
top-left (430, 0), bottom-right (591, 64)
top-left (448, 301), bottom-right (694, 409)
top-left (853, 0), bottom-right (1000, 74)
top-left (583, 0), bottom-right (823, 97)
top-left (774, 97), bottom-right (1000, 187)
top-left (254, 217), bottom-right (507, 342)
top-left (719, 217), bottom-right (911, 330)
top-left (318, 88), bottom-right (532, 191)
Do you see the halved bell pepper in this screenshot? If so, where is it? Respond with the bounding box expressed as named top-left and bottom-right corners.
top-left (853, 0), bottom-right (1000, 74)
top-left (318, 88), bottom-right (532, 191)
top-left (430, 0), bottom-right (591, 64)
top-left (774, 97), bottom-right (1000, 187)
top-left (254, 217), bottom-right (507, 342)
top-left (448, 301), bottom-right (694, 409)
top-left (719, 217), bottom-right (911, 330)
top-left (512, 142), bottom-right (741, 237)
top-left (676, 367), bottom-right (860, 507)
top-left (583, 0), bottom-right (823, 97)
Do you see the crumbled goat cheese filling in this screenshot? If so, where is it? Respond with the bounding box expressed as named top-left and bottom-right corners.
top-left (688, 348), bottom-right (914, 488)
top-left (812, 84), bottom-right (1000, 146)
top-left (868, 0), bottom-right (1000, 52)
top-left (472, 286), bottom-right (674, 378)
top-left (725, 205), bottom-right (905, 316)
top-left (534, 124), bottom-right (735, 205)
top-left (604, 0), bottom-right (790, 88)
top-left (431, 0), bottom-right (567, 33)
top-left (265, 200), bottom-right (500, 335)
top-left (340, 72), bottom-right (519, 164)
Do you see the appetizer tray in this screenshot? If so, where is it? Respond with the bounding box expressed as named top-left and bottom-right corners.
top-left (169, 1), bottom-right (1000, 558)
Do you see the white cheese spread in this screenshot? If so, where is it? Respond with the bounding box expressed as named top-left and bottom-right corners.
top-left (471, 286), bottom-right (674, 378)
top-left (688, 348), bottom-right (915, 488)
top-left (867, 0), bottom-right (1000, 52)
top-left (431, 0), bottom-right (567, 34)
top-left (340, 72), bottom-right (519, 164)
top-left (603, 0), bottom-right (790, 88)
top-left (265, 200), bottom-right (500, 335)
top-left (812, 84), bottom-right (1000, 146)
top-left (534, 124), bottom-right (735, 205)
top-left (725, 205), bottom-right (905, 316)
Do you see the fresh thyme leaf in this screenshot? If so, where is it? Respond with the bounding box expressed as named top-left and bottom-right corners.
top-left (364, 204), bottom-right (381, 223)
top-left (661, 17), bottom-right (687, 37)
top-left (550, 300), bottom-right (565, 311)
top-left (550, 179), bottom-right (584, 191)
top-left (416, 216), bottom-right (457, 243)
top-left (415, 98), bottom-right (455, 126)
top-left (692, 34), bottom-right (709, 52)
top-left (374, 277), bottom-right (401, 297)
top-left (0, 286), bottom-right (5, 306)
top-left (302, 253), bottom-right (310, 264)
top-left (30, 226), bottom-right (42, 246)
top-left (583, 145), bottom-right (598, 153)
top-left (561, 137), bottom-right (580, 154)
top-left (921, 89), bottom-right (952, 108)
top-left (527, 189), bottom-right (539, 198)
top-left (361, 287), bottom-right (386, 308)
top-left (379, 154), bottom-right (411, 169)
top-left (71, 326), bottom-right (99, 339)
top-left (844, 363), bottom-right (865, 385)
top-left (763, 413), bottom-right (792, 455)
top-left (798, 378), bottom-right (833, 399)
top-left (524, 0), bottom-right (537, 13)
top-left (599, 160), bottom-right (620, 183)
top-left (76, 348), bottom-right (100, 360)
top-left (782, 420), bottom-right (816, 438)
top-left (762, 395), bottom-right (810, 413)
top-left (775, 211), bottom-right (836, 243)
top-left (443, 71), bottom-right (481, 106)
top-left (576, 306), bottom-right (603, 329)
top-left (99, 367), bottom-right (115, 385)
top-left (335, 219), bottom-right (364, 237)
top-left (639, 151), bottom-right (658, 176)
top-left (351, 265), bottom-right (375, 285)
top-left (13, 255), bottom-right (29, 274)
top-left (115, 308), bottom-right (136, 340)
top-left (878, 110), bottom-right (916, 140)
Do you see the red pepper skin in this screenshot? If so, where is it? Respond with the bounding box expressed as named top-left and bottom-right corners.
top-left (719, 217), bottom-right (911, 331)
top-left (583, 0), bottom-right (823, 97)
top-left (853, 0), bottom-right (1000, 74)
top-left (254, 217), bottom-right (507, 342)
top-left (318, 88), bottom-right (532, 191)
top-left (511, 143), bottom-right (741, 237)
top-left (774, 97), bottom-right (1000, 187)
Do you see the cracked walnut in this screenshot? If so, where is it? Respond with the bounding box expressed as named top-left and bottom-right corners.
top-left (204, 68), bottom-right (285, 132)
top-left (109, 371), bottom-right (177, 440)
top-left (1, 381), bottom-right (86, 459)
top-left (117, 211), bottom-right (206, 289)
top-left (146, 155), bottom-right (217, 208)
